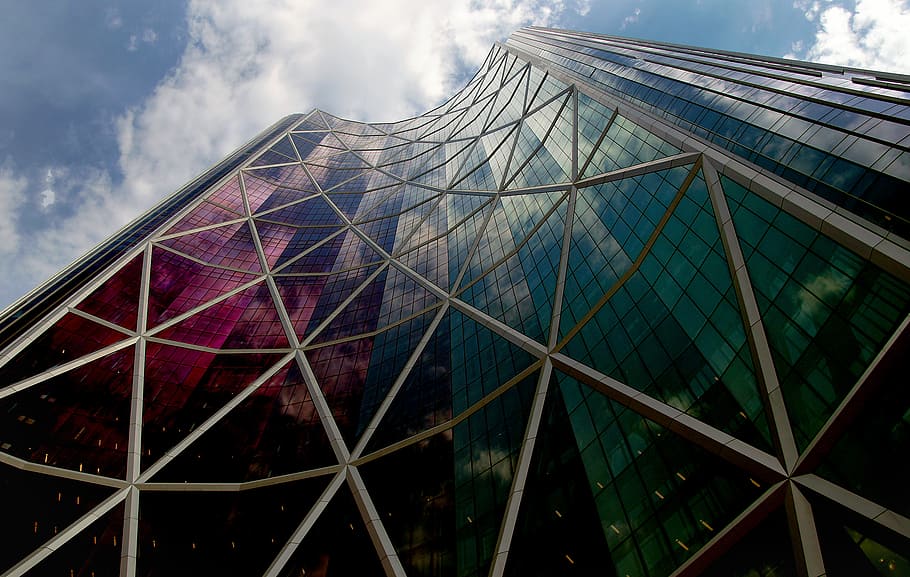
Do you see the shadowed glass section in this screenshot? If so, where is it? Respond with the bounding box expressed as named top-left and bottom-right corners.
top-left (504, 375), bottom-right (616, 577)
top-left (137, 477), bottom-right (330, 577)
top-left (0, 346), bottom-right (133, 478)
top-left (278, 484), bottom-right (386, 577)
top-left (0, 312), bottom-right (130, 388)
top-left (360, 372), bottom-right (535, 577)
top-left (365, 308), bottom-right (537, 451)
top-left (28, 501), bottom-right (124, 577)
top-left (151, 359), bottom-right (336, 482)
top-left (554, 371), bottom-right (766, 577)
top-left (698, 508), bottom-right (797, 577)
top-left (305, 263), bottom-right (386, 341)
top-left (0, 464), bottom-right (118, 573)
top-left (74, 253), bottom-right (143, 331)
top-left (141, 344), bottom-right (286, 471)
top-left (563, 170), bottom-right (772, 450)
top-left (459, 192), bottom-right (567, 344)
top-left (722, 175), bottom-right (910, 450)
top-left (245, 165), bottom-right (320, 213)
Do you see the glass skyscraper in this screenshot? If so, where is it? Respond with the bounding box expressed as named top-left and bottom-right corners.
top-left (1, 26), bottom-right (908, 577)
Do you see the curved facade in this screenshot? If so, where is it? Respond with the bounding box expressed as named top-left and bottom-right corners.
top-left (1, 27), bottom-right (909, 577)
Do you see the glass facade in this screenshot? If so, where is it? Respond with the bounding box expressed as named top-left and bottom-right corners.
top-left (1, 27), bottom-right (909, 577)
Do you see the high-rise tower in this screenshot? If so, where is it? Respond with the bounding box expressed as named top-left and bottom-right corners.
top-left (1, 27), bottom-right (908, 577)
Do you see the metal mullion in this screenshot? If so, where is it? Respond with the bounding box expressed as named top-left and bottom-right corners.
top-left (488, 358), bottom-right (553, 577)
top-left (450, 122), bottom-right (521, 190)
top-left (702, 157), bottom-right (798, 472)
top-left (502, 90), bottom-right (572, 190)
top-left (577, 108), bottom-right (619, 179)
top-left (547, 183), bottom-right (578, 349)
top-left (575, 151), bottom-right (700, 189)
top-left (294, 348), bottom-right (350, 463)
top-left (66, 307), bottom-right (139, 337)
top-left (571, 87), bottom-right (579, 181)
top-left (149, 241), bottom-right (265, 275)
top-left (448, 299), bottom-right (549, 359)
top-left (346, 466), bottom-right (408, 577)
top-left (449, 196), bottom-right (499, 293)
top-left (152, 216), bottom-right (248, 242)
top-left (784, 481), bottom-right (827, 577)
top-left (0, 451), bottom-right (128, 488)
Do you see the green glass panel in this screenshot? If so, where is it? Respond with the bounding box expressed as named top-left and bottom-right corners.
top-left (555, 371), bottom-right (767, 577)
top-left (505, 92), bottom-right (570, 189)
top-left (577, 91), bottom-right (616, 176)
top-left (508, 96), bottom-right (573, 189)
top-left (278, 484), bottom-right (386, 577)
top-left (460, 193), bottom-right (567, 344)
top-left (365, 309), bottom-right (537, 452)
top-left (360, 372), bottom-right (536, 577)
top-left (581, 114), bottom-right (681, 179)
top-left (562, 170), bottom-right (771, 450)
top-left (722, 175), bottom-right (910, 450)
top-left (504, 375), bottom-right (617, 577)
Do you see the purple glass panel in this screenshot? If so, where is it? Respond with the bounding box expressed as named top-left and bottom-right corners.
top-left (305, 336), bottom-right (375, 444)
top-left (274, 231), bottom-right (347, 275)
top-left (151, 360), bottom-right (335, 482)
top-left (148, 246), bottom-right (260, 329)
top-left (161, 201), bottom-right (244, 237)
top-left (309, 265), bottom-right (388, 343)
top-left (0, 313), bottom-right (130, 387)
top-left (141, 342), bottom-right (286, 470)
top-left (75, 253), bottom-right (143, 330)
top-left (0, 346), bottom-right (134, 478)
top-left (158, 221), bottom-right (263, 273)
top-left (244, 166), bottom-right (319, 214)
top-left (274, 275), bottom-right (328, 339)
top-left (155, 281), bottom-right (289, 350)
top-left (202, 175), bottom-right (245, 214)
top-left (258, 196), bottom-right (344, 227)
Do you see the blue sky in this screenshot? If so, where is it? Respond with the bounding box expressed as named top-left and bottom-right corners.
top-left (0, 0), bottom-right (908, 310)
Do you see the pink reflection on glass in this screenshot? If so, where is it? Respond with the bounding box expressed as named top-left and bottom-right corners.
top-left (155, 282), bottom-right (289, 350)
top-left (158, 221), bottom-right (262, 273)
top-left (75, 253), bottom-right (143, 330)
top-left (162, 201), bottom-right (243, 237)
top-left (305, 336), bottom-right (375, 442)
top-left (148, 247), bottom-right (260, 328)
top-left (275, 275), bottom-right (326, 338)
top-left (204, 175), bottom-right (245, 214)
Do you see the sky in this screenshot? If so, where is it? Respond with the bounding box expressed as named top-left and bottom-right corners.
top-left (0, 0), bottom-right (908, 310)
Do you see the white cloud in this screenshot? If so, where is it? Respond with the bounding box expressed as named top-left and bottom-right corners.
top-left (620, 7), bottom-right (641, 30)
top-left (791, 0), bottom-right (910, 72)
top-left (1, 0), bottom-right (588, 309)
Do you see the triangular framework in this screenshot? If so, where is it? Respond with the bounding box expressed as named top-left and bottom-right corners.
top-left (1, 33), bottom-right (909, 577)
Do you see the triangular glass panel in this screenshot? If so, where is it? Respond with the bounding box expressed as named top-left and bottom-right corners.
top-left (137, 476), bottom-right (330, 577)
top-left (305, 150), bottom-right (371, 170)
top-left (453, 124), bottom-right (519, 191)
top-left (366, 308), bottom-right (538, 451)
top-left (355, 183), bottom-right (440, 225)
top-left (244, 163), bottom-right (314, 192)
top-left (817, 343), bottom-right (909, 518)
top-left (199, 174), bottom-right (245, 214)
top-left (157, 221), bottom-right (262, 273)
top-left (250, 148), bottom-right (298, 168)
top-left (305, 165), bottom-right (365, 192)
top-left (0, 465), bottom-right (119, 574)
top-left (256, 195), bottom-right (343, 228)
top-left (141, 343), bottom-right (287, 470)
top-left (484, 64), bottom-right (530, 131)
top-left (151, 359), bottom-right (336, 482)
top-left (359, 369), bottom-right (536, 577)
top-left (0, 346), bottom-right (134, 478)
top-left (147, 246), bottom-right (261, 329)
top-left (503, 373), bottom-right (613, 577)
top-left (506, 93), bottom-right (573, 189)
top-left (549, 370), bottom-right (767, 577)
top-left (26, 502), bottom-right (124, 577)
top-left (0, 312), bottom-right (130, 389)
top-left (293, 113), bottom-right (330, 131)
top-left (722, 174), bottom-right (910, 450)
top-left (273, 274), bottom-right (328, 338)
top-left (697, 508), bottom-right (798, 577)
top-left (577, 91), bottom-right (616, 176)
top-left (449, 94), bottom-right (498, 141)
top-left (154, 281), bottom-right (289, 350)
top-left (561, 170), bottom-right (773, 451)
top-left (278, 483), bottom-right (386, 577)
top-left (74, 253), bottom-right (143, 331)
top-left (257, 221), bottom-right (343, 271)
top-left (306, 306), bottom-right (439, 446)
top-left (459, 192), bottom-right (568, 344)
top-left (244, 167), bottom-right (319, 214)
top-left (581, 114), bottom-right (682, 179)
top-left (270, 134), bottom-right (300, 161)
top-left (271, 228), bottom-right (348, 275)
top-left (419, 109), bottom-right (471, 144)
top-left (304, 263), bottom-right (387, 341)
top-left (161, 201), bottom-right (244, 237)
top-left (325, 191), bottom-right (368, 220)
top-left (375, 265), bottom-right (440, 329)
top-left (527, 71), bottom-right (570, 112)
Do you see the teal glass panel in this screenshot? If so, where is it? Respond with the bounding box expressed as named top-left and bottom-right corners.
top-left (562, 170), bottom-right (771, 449)
top-left (460, 192), bottom-right (567, 344)
top-left (447, 196), bottom-right (496, 290)
top-left (722, 175), bottom-right (910, 450)
top-left (365, 309), bottom-right (537, 451)
top-left (581, 114), bottom-right (681, 179)
top-left (505, 92), bottom-right (570, 189)
top-left (508, 95), bottom-right (573, 189)
top-left (278, 484), bottom-right (386, 577)
top-left (555, 371), bottom-right (766, 577)
top-left (577, 91), bottom-right (616, 176)
top-left (360, 371), bottom-right (536, 577)
top-left (504, 375), bottom-right (616, 577)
